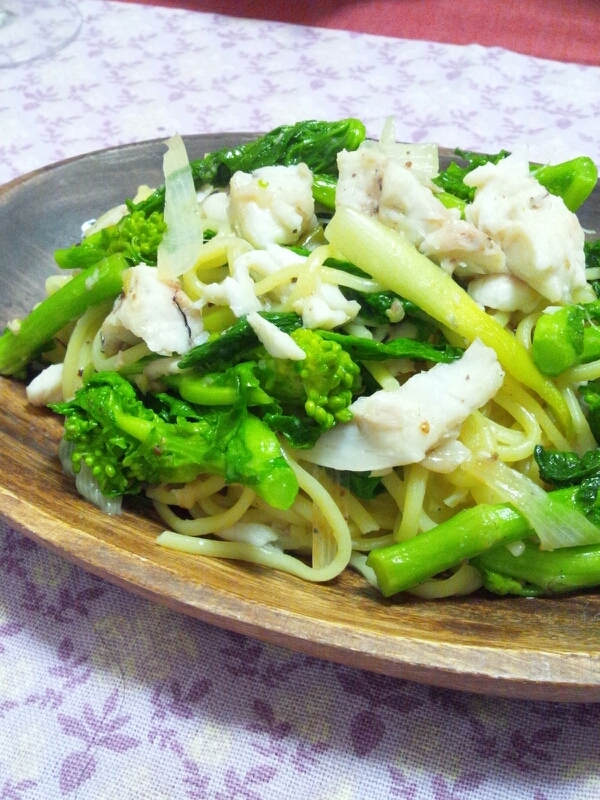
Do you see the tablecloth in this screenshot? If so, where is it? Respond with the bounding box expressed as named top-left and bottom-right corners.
top-left (1, 2), bottom-right (600, 798)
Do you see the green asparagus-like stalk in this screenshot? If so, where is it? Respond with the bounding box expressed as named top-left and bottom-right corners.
top-left (531, 300), bottom-right (600, 376)
top-left (366, 486), bottom-right (599, 597)
top-left (312, 173), bottom-right (337, 210)
top-left (0, 253), bottom-right (127, 376)
top-left (471, 539), bottom-right (600, 596)
top-left (366, 503), bottom-right (528, 597)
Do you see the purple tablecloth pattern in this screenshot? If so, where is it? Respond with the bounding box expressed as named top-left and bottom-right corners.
top-left (2, 3), bottom-right (600, 798)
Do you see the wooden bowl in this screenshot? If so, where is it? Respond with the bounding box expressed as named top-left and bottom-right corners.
top-left (1, 134), bottom-right (600, 702)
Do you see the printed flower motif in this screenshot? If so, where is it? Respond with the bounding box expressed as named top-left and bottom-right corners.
top-left (57, 690), bottom-right (140, 795)
top-left (0, 619), bottom-right (21, 653)
top-left (150, 677), bottom-right (212, 722)
top-left (0, 778), bottom-right (37, 800)
top-left (336, 668), bottom-right (424, 757)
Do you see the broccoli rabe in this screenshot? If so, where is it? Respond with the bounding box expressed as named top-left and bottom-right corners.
top-left (472, 539), bottom-right (600, 597)
top-left (54, 210), bottom-right (167, 271)
top-left (134, 118), bottom-right (367, 217)
top-left (434, 149), bottom-right (597, 212)
top-left (257, 327), bottom-right (361, 431)
top-left (534, 443), bottom-right (600, 523)
top-left (531, 299), bottom-right (600, 376)
top-left (51, 371), bottom-right (298, 510)
top-left (175, 324), bottom-right (362, 449)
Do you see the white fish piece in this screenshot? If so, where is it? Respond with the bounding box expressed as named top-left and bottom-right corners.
top-left (101, 264), bottom-right (207, 357)
top-left (420, 218), bottom-right (506, 276)
top-left (467, 273), bottom-right (541, 313)
top-left (419, 439), bottom-right (472, 473)
top-left (378, 159), bottom-right (458, 245)
top-left (464, 150), bottom-right (587, 303)
top-left (301, 339), bottom-right (504, 471)
top-left (336, 146), bottom-right (386, 217)
top-left (199, 190), bottom-right (230, 222)
top-left (292, 282), bottom-right (360, 330)
top-left (337, 147), bottom-right (452, 244)
top-left (26, 362), bottom-right (64, 406)
top-left (336, 146), bottom-right (505, 274)
top-left (246, 311), bottom-right (306, 360)
top-left (228, 163), bottom-right (317, 248)
top-left (202, 275), bottom-right (262, 318)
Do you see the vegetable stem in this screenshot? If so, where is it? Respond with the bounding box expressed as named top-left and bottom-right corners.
top-left (533, 156), bottom-right (598, 213)
top-left (0, 254), bottom-right (127, 376)
top-left (472, 539), bottom-right (600, 595)
top-left (366, 503), bottom-right (527, 597)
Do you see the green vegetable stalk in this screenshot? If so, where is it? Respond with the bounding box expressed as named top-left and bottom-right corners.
top-left (472, 539), bottom-right (600, 596)
top-left (532, 157), bottom-right (598, 213)
top-left (366, 485), bottom-right (600, 597)
top-left (312, 173), bottom-right (337, 210)
top-left (532, 300), bottom-right (600, 376)
top-left (366, 503), bottom-right (528, 597)
top-left (0, 253), bottom-right (128, 376)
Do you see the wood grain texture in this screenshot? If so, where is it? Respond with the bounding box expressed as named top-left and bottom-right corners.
top-left (1, 135), bottom-right (600, 702)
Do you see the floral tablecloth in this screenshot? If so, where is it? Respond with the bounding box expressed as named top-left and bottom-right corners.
top-left (1, 2), bottom-right (600, 798)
